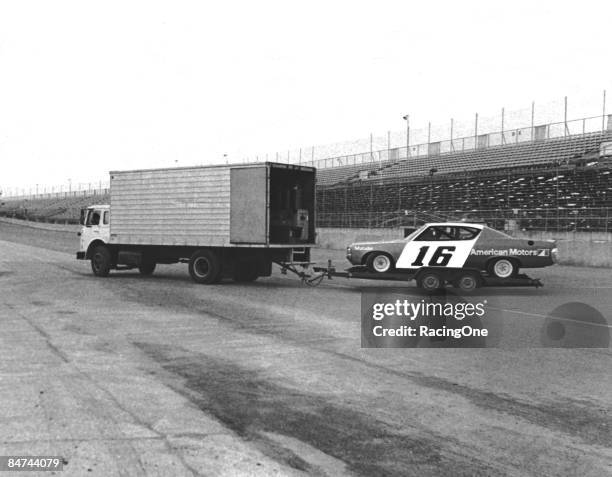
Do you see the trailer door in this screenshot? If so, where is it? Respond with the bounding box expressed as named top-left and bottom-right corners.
top-left (230, 166), bottom-right (268, 244)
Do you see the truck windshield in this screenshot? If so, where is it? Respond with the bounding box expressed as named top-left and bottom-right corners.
top-left (85, 209), bottom-right (101, 226)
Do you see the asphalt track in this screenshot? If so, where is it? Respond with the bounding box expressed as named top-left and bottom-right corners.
top-left (0, 221), bottom-right (610, 476)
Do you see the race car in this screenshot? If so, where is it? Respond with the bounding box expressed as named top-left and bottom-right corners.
top-left (346, 222), bottom-right (557, 279)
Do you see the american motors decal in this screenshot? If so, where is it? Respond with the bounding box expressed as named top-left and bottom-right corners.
top-left (471, 248), bottom-right (550, 257)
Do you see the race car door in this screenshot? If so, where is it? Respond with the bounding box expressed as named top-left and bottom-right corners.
top-left (395, 225), bottom-right (481, 270)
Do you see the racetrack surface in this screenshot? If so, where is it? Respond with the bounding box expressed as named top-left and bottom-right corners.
top-left (0, 220), bottom-right (610, 476)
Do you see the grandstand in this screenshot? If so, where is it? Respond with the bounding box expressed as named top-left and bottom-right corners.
top-left (317, 129), bottom-right (612, 232)
top-left (0, 191), bottom-right (109, 224)
top-left (317, 131), bottom-right (610, 186)
top-left (2, 115), bottom-right (612, 233)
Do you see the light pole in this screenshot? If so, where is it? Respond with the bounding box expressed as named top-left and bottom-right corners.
top-left (402, 115), bottom-right (410, 158)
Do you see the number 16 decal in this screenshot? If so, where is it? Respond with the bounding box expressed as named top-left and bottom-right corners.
top-left (411, 246), bottom-right (456, 267)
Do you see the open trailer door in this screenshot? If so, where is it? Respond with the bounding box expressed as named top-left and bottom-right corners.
top-left (230, 165), bottom-right (268, 244)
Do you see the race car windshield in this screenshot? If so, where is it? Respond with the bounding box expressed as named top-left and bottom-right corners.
top-left (403, 226), bottom-right (427, 241)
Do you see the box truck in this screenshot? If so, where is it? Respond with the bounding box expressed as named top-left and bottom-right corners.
top-left (76, 162), bottom-right (316, 284)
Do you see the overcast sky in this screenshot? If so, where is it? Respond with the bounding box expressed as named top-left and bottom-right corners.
top-left (1, 0), bottom-right (611, 193)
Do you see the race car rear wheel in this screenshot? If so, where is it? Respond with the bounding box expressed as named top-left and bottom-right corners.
top-left (366, 253), bottom-right (394, 273)
top-left (489, 258), bottom-right (517, 279)
top-left (417, 271), bottom-right (444, 291)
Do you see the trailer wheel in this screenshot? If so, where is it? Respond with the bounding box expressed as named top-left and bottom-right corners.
top-left (489, 258), bottom-right (517, 279)
top-left (454, 272), bottom-right (480, 292)
top-left (366, 253), bottom-right (394, 273)
top-left (91, 245), bottom-right (111, 277)
top-left (417, 271), bottom-right (444, 291)
top-left (189, 250), bottom-right (222, 284)
top-left (139, 258), bottom-right (156, 276)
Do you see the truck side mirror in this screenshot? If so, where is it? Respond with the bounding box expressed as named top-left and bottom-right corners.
top-left (79, 209), bottom-right (86, 225)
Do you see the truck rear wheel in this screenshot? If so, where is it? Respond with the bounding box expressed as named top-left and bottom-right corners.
top-left (91, 245), bottom-right (111, 277)
top-left (189, 250), bottom-right (222, 284)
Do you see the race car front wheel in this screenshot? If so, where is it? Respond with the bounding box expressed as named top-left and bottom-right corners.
top-left (367, 253), bottom-right (394, 273)
top-left (489, 258), bottom-right (517, 279)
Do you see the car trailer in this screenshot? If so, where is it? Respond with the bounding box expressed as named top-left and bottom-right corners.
top-left (277, 260), bottom-right (543, 292)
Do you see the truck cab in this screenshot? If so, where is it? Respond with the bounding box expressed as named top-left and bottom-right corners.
top-left (76, 204), bottom-right (110, 260)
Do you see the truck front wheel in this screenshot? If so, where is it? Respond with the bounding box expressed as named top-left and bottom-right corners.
top-left (91, 245), bottom-right (112, 277)
top-left (189, 250), bottom-right (222, 284)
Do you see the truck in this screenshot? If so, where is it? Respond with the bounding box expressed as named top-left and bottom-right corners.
top-left (76, 162), bottom-right (316, 284)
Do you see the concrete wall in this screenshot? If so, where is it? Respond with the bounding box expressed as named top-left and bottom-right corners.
top-left (317, 227), bottom-right (612, 268)
top-left (0, 217), bottom-right (79, 232)
top-left (3, 218), bottom-right (610, 268)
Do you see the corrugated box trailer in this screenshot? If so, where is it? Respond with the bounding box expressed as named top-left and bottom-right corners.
top-left (76, 162), bottom-right (316, 283)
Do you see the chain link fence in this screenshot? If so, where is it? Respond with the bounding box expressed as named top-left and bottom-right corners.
top-left (316, 208), bottom-right (612, 233)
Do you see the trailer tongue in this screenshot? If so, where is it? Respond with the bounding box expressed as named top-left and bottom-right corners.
top-left (277, 260), bottom-right (543, 291)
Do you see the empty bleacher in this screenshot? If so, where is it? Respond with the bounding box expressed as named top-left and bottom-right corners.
top-left (0, 192), bottom-right (109, 224)
top-left (317, 131), bottom-right (612, 186)
top-left (317, 161), bottom-right (612, 231)
top-left (2, 130), bottom-right (611, 232)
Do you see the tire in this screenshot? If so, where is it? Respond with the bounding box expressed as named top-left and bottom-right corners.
top-left (91, 245), bottom-right (111, 277)
top-left (139, 258), bottom-right (156, 276)
top-left (454, 272), bottom-right (480, 292)
top-left (488, 258), bottom-right (517, 279)
top-left (188, 250), bottom-right (222, 284)
top-left (417, 271), bottom-right (444, 291)
top-left (233, 261), bottom-right (259, 283)
top-left (366, 253), bottom-right (394, 273)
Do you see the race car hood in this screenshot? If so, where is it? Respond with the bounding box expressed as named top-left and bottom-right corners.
top-left (349, 239), bottom-right (405, 250)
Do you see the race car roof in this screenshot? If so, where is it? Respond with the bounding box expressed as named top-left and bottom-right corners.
top-left (424, 222), bottom-right (485, 229)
